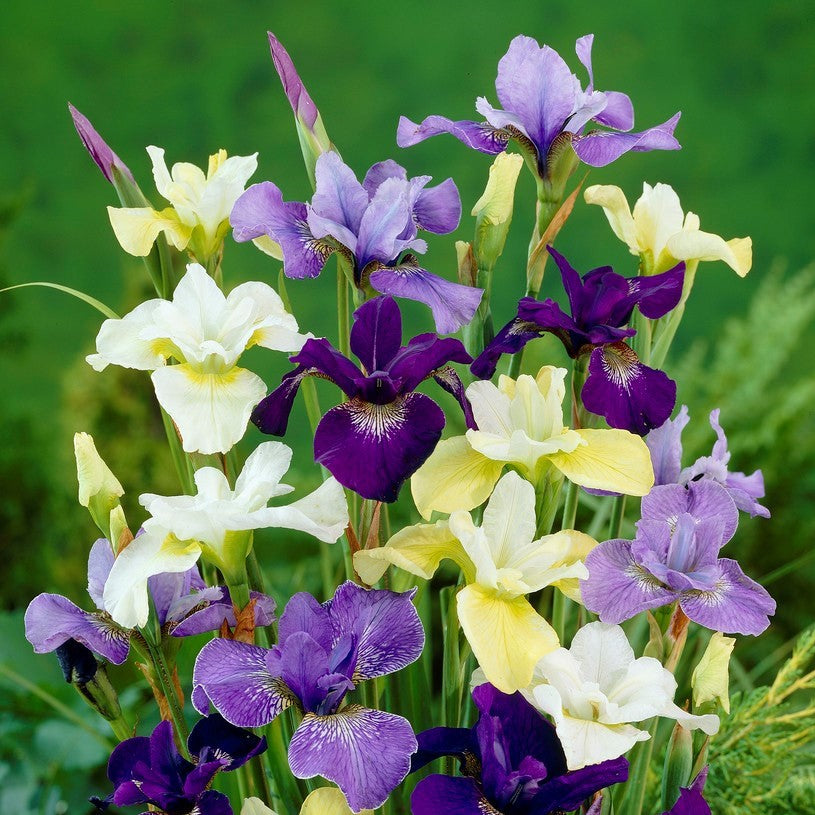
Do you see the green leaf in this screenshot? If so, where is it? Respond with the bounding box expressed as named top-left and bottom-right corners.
top-left (0, 282), bottom-right (118, 319)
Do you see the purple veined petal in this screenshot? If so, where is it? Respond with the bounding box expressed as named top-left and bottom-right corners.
top-left (24, 594), bottom-right (130, 664)
top-left (192, 639), bottom-right (292, 727)
top-left (278, 591), bottom-right (334, 649)
top-left (531, 758), bottom-right (629, 813)
top-left (310, 151), bottom-right (369, 239)
top-left (626, 263), bottom-right (685, 320)
top-left (573, 112), bottom-right (682, 167)
top-left (349, 296), bottom-right (403, 373)
top-left (593, 91), bottom-right (635, 131)
top-left (413, 177), bottom-right (462, 234)
top-left (355, 177), bottom-right (415, 268)
top-left (369, 262), bottom-right (483, 335)
top-left (582, 343), bottom-right (676, 435)
top-left (314, 391), bottom-right (445, 503)
top-left (327, 582), bottom-right (424, 680)
top-left (187, 712), bottom-right (267, 770)
top-left (387, 332), bottom-right (472, 391)
top-left (581, 541), bottom-right (676, 623)
top-left (396, 115), bottom-right (509, 154)
top-left (641, 481), bottom-right (739, 544)
top-left (288, 705), bottom-right (418, 812)
top-left (170, 590), bottom-right (275, 638)
top-left (493, 36), bottom-right (578, 159)
top-left (411, 775), bottom-right (488, 815)
top-left (292, 337), bottom-right (364, 394)
top-left (646, 405), bottom-right (690, 486)
top-left (68, 104), bottom-right (134, 184)
top-left (87, 538), bottom-right (115, 610)
top-left (230, 182), bottom-right (332, 279)
top-left (679, 558), bottom-right (776, 635)
top-left (251, 366), bottom-right (311, 437)
top-left (196, 790), bottom-right (234, 815)
top-left (268, 32), bottom-right (319, 128)
top-left (725, 471), bottom-right (770, 518)
top-left (411, 726), bottom-right (478, 773)
top-left (470, 316), bottom-right (545, 380)
top-left (108, 736), bottom-right (151, 786)
top-left (433, 367), bottom-right (477, 430)
top-left (363, 159), bottom-right (408, 197)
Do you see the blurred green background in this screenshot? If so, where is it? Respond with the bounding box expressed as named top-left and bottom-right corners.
top-left (1, 0), bottom-right (813, 811)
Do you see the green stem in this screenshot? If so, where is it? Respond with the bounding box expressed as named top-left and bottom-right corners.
top-left (609, 495), bottom-right (628, 540)
top-left (622, 719), bottom-right (658, 815)
top-left (160, 407), bottom-right (194, 494)
top-left (560, 480), bottom-right (579, 530)
top-left (441, 585), bottom-right (462, 729)
top-left (143, 637), bottom-right (189, 754)
top-left (337, 260), bottom-right (351, 358)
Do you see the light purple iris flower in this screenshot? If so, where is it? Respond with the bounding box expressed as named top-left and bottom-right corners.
top-left (581, 481), bottom-right (776, 635)
top-left (24, 538), bottom-right (275, 664)
top-left (251, 295), bottom-right (474, 502)
top-left (69, 104), bottom-right (135, 185)
top-left (472, 246), bottom-right (684, 434)
top-left (397, 34), bottom-right (680, 176)
top-left (230, 151), bottom-right (482, 334)
top-left (647, 406), bottom-right (770, 518)
top-left (192, 581), bottom-right (424, 812)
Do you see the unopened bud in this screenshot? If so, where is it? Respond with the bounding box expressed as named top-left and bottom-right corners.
top-left (692, 631), bottom-right (735, 714)
top-left (661, 721), bottom-right (694, 811)
top-left (55, 639), bottom-right (123, 722)
top-left (472, 153), bottom-right (523, 270)
top-left (74, 432), bottom-right (124, 539)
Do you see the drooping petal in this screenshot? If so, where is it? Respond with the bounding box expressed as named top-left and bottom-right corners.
top-left (470, 316), bottom-right (546, 380)
top-left (626, 263), bottom-right (685, 320)
top-left (107, 205), bottom-right (193, 256)
top-left (288, 705), bottom-right (417, 812)
top-left (327, 582), bottom-right (424, 680)
top-left (573, 113), bottom-right (682, 167)
top-left (581, 343), bottom-right (677, 436)
top-left (457, 584), bottom-right (559, 694)
top-left (314, 392), bottom-right (445, 503)
top-left (24, 594), bottom-right (130, 664)
top-left (397, 115), bottom-right (508, 154)
top-left (369, 262), bottom-right (483, 335)
top-left (192, 638), bottom-right (292, 726)
top-left (548, 427), bottom-right (654, 496)
top-left (349, 296), bottom-right (403, 373)
top-left (581, 540), bottom-right (676, 623)
top-left (530, 757), bottom-right (629, 814)
top-left (646, 405), bottom-right (690, 486)
top-left (679, 559), bottom-right (775, 635)
top-left (665, 230), bottom-right (752, 278)
top-left (411, 775), bottom-right (488, 815)
top-left (151, 364), bottom-right (267, 455)
top-left (230, 182), bottom-right (332, 279)
top-left (411, 436), bottom-right (505, 519)
top-left (293, 337), bottom-right (365, 395)
top-left (188, 712), bottom-right (267, 770)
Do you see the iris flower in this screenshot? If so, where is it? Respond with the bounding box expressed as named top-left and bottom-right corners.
top-left (647, 405), bottom-right (770, 518)
top-left (86, 263), bottom-right (308, 454)
top-left (252, 296), bottom-right (473, 502)
top-left (585, 182), bottom-right (752, 276)
top-left (102, 441), bottom-right (348, 628)
top-left (107, 146), bottom-right (257, 263)
top-left (230, 151), bottom-right (482, 334)
top-left (526, 622), bottom-right (720, 769)
top-left (410, 365), bottom-right (653, 519)
top-left (410, 682), bottom-right (628, 815)
top-left (471, 246), bottom-right (684, 434)
top-left (192, 582), bottom-right (424, 812)
top-left (97, 714), bottom-right (266, 815)
top-left (356, 471), bottom-right (593, 692)
top-left (397, 34), bottom-right (680, 175)
top-left (581, 481), bottom-right (775, 634)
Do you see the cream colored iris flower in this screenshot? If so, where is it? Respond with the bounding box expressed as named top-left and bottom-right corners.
top-left (410, 366), bottom-right (653, 520)
top-left (356, 470), bottom-right (596, 693)
top-left (108, 146), bottom-right (257, 262)
top-left (241, 788), bottom-right (371, 815)
top-left (584, 182), bottom-right (751, 276)
top-left (87, 263), bottom-right (307, 454)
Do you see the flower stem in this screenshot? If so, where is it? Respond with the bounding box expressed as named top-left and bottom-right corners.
top-left (609, 495), bottom-right (628, 540)
top-left (621, 719), bottom-right (659, 815)
top-left (143, 636), bottom-right (190, 756)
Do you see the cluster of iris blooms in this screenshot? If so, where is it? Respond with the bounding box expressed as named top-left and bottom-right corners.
top-left (21, 27), bottom-right (768, 815)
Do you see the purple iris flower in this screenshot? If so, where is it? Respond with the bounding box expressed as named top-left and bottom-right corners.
top-left (662, 768), bottom-right (710, 815)
top-left (471, 246), bottom-right (684, 434)
top-left (251, 295), bottom-right (474, 502)
top-left (25, 538), bottom-right (275, 664)
top-left (647, 406), bottom-right (770, 518)
top-left (192, 581), bottom-right (424, 812)
top-left (410, 683), bottom-right (628, 815)
top-left (99, 713), bottom-right (265, 815)
top-left (581, 480), bottom-right (776, 635)
top-left (230, 150), bottom-right (482, 334)
top-left (397, 34), bottom-right (680, 176)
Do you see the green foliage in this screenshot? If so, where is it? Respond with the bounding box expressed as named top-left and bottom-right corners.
top-left (706, 625), bottom-right (815, 814)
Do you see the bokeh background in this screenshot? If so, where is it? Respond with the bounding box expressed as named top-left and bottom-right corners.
top-left (1, 0), bottom-right (813, 811)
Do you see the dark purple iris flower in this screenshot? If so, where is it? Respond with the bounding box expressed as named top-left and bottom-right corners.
top-left (662, 768), bottom-right (711, 815)
top-left (25, 538), bottom-right (275, 663)
top-left (230, 150), bottom-right (482, 334)
top-left (251, 295), bottom-right (474, 502)
top-left (647, 406), bottom-right (770, 518)
top-left (581, 480), bottom-right (775, 635)
top-left (410, 683), bottom-right (628, 815)
top-left (471, 246), bottom-right (684, 434)
top-left (99, 714), bottom-right (265, 815)
top-left (192, 581), bottom-right (424, 812)
top-left (397, 34), bottom-right (680, 177)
